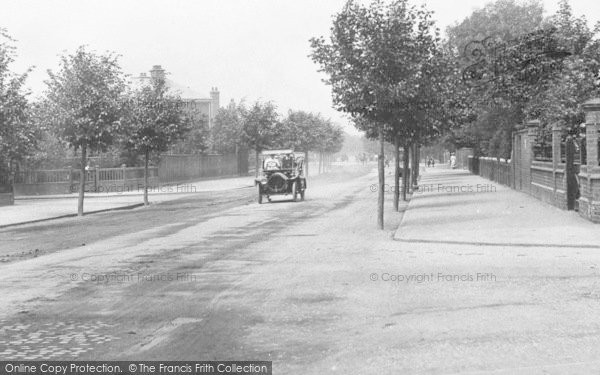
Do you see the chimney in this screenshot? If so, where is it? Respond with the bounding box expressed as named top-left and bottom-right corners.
top-left (210, 87), bottom-right (220, 110)
top-left (150, 65), bottom-right (166, 80)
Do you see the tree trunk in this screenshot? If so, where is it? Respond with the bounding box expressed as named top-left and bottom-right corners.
top-left (394, 134), bottom-right (400, 211)
top-left (377, 126), bottom-right (385, 230)
top-left (305, 152), bottom-right (309, 177)
top-left (402, 144), bottom-right (409, 201)
top-left (144, 149), bottom-right (149, 206)
top-left (416, 145), bottom-right (420, 180)
top-left (255, 148), bottom-right (260, 178)
top-left (412, 144), bottom-right (419, 189)
top-left (319, 152), bottom-right (323, 174)
top-left (78, 144), bottom-right (87, 217)
top-left (235, 144), bottom-right (239, 175)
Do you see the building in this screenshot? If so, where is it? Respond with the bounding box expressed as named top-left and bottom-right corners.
top-left (134, 65), bottom-right (220, 128)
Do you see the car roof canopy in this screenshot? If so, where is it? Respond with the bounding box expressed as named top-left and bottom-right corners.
top-left (260, 149), bottom-right (294, 155)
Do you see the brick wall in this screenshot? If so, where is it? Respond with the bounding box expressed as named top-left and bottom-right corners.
top-left (468, 145), bottom-right (571, 212)
top-left (530, 161), bottom-right (567, 209)
top-left (466, 99), bottom-right (600, 222)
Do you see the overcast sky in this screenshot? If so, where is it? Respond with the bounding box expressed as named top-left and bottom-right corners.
top-left (1, 0), bottom-right (598, 135)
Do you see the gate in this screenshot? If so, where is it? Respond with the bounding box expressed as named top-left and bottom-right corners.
top-left (565, 135), bottom-right (584, 211)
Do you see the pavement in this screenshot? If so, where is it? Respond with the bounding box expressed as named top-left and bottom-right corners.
top-left (394, 166), bottom-right (600, 247)
top-left (0, 175), bottom-right (255, 227)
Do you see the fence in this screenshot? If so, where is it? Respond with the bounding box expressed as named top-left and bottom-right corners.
top-left (467, 98), bottom-right (600, 223)
top-left (10, 166), bottom-right (159, 196)
top-left (473, 157), bottom-right (513, 187)
top-left (158, 154), bottom-right (240, 183)
top-left (2, 152), bottom-right (250, 198)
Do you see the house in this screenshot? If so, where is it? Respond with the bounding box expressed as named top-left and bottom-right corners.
top-left (134, 65), bottom-right (220, 128)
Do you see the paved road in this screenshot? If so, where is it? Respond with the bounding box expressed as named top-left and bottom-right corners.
top-left (1, 165), bottom-right (600, 374)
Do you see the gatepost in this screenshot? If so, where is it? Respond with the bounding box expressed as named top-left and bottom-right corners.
top-left (579, 98), bottom-right (600, 222)
top-left (551, 122), bottom-right (563, 208)
top-left (524, 119), bottom-right (540, 195)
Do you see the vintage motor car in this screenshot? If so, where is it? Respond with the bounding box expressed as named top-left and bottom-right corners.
top-left (255, 149), bottom-right (306, 204)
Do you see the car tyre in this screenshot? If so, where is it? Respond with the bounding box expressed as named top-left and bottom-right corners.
top-left (292, 181), bottom-right (298, 202)
top-left (300, 179), bottom-right (306, 201)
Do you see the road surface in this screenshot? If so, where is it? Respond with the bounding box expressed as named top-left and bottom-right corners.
top-left (2, 164), bottom-right (600, 374)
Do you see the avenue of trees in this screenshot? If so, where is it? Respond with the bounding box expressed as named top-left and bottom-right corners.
top-left (212, 101), bottom-right (344, 177)
top-left (311, 0), bottom-right (465, 229)
top-left (311, 0), bottom-right (600, 229)
top-left (321, 0), bottom-right (598, 230)
top-left (0, 37), bottom-right (344, 214)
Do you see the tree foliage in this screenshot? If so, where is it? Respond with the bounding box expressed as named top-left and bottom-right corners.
top-left (241, 101), bottom-right (281, 153)
top-left (211, 100), bottom-right (245, 154)
top-left (44, 46), bottom-right (126, 154)
top-left (124, 77), bottom-right (192, 156)
top-left (445, 0), bottom-right (600, 158)
top-left (0, 28), bottom-right (36, 173)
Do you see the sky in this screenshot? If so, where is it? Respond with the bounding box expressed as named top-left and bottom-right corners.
top-left (1, 0), bottom-right (598, 135)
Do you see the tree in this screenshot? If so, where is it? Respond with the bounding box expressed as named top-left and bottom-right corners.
top-left (211, 100), bottom-right (244, 154)
top-left (0, 28), bottom-right (36, 176)
top-left (443, 0), bottom-right (599, 158)
top-left (279, 110), bottom-right (325, 176)
top-left (123, 76), bottom-right (192, 205)
top-left (168, 113), bottom-right (209, 155)
top-left (315, 119), bottom-right (344, 173)
top-left (44, 46), bottom-right (126, 216)
top-left (241, 101), bottom-right (281, 178)
top-left (525, 0), bottom-right (600, 129)
top-left (444, 0), bottom-right (545, 158)
top-left (311, 0), bottom-right (446, 228)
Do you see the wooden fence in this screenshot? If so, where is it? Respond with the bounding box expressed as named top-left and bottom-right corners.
top-left (4, 152), bottom-right (249, 197)
top-left (10, 167), bottom-right (159, 196)
top-left (158, 154), bottom-right (239, 183)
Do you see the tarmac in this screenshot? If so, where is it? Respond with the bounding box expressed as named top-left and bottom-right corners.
top-left (394, 166), bottom-right (600, 248)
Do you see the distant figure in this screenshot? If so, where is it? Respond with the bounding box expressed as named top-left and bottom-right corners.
top-left (358, 153), bottom-right (367, 165)
top-left (426, 157), bottom-right (431, 167)
top-left (282, 154), bottom-right (293, 169)
top-left (450, 153), bottom-right (457, 169)
top-left (264, 155), bottom-right (280, 171)
top-left (432, 158), bottom-right (435, 167)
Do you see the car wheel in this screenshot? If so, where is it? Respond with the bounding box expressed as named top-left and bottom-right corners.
top-left (257, 184), bottom-right (263, 204)
top-left (292, 181), bottom-right (298, 202)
